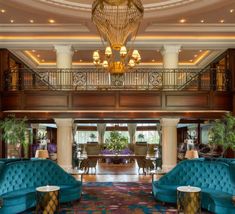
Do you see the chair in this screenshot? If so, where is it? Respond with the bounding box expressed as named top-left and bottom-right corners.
top-left (134, 143), bottom-right (154, 174)
top-left (80, 143), bottom-right (100, 174)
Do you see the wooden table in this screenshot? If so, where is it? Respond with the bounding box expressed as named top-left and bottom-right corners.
top-left (87, 154), bottom-right (147, 158)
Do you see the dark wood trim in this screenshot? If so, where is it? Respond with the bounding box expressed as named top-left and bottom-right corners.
top-left (1, 110), bottom-right (228, 120)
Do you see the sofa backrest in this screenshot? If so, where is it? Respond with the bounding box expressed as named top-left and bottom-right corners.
top-left (0, 159), bottom-right (77, 195)
top-left (158, 159), bottom-right (235, 195)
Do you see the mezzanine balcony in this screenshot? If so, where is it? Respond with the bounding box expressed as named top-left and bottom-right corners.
top-left (3, 67), bottom-right (231, 92)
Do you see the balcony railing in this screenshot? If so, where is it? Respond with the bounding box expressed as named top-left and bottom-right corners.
top-left (3, 67), bottom-right (231, 92)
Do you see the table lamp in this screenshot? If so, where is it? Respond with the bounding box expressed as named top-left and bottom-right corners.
top-left (185, 150), bottom-right (199, 159)
top-left (35, 150), bottom-right (49, 159)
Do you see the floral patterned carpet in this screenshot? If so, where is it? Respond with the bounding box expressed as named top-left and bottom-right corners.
top-left (60, 182), bottom-right (178, 214)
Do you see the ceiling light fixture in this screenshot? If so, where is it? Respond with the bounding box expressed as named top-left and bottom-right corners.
top-left (200, 20), bottom-right (205, 23)
top-left (92, 0), bottom-right (144, 74)
top-left (1, 9), bottom-right (6, 13)
top-left (230, 9), bottom-right (234, 13)
top-left (220, 19), bottom-right (225, 23)
top-left (10, 19), bottom-right (14, 23)
top-left (179, 19), bottom-right (186, 23)
top-left (48, 19), bottom-right (55, 23)
top-left (29, 20), bottom-right (34, 23)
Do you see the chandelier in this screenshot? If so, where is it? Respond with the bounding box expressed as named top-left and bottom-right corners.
top-left (92, 0), bottom-right (144, 74)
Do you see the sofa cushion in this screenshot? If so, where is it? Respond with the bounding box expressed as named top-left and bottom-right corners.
top-left (152, 183), bottom-right (178, 203)
top-left (1, 188), bottom-right (36, 212)
top-left (202, 189), bottom-right (234, 208)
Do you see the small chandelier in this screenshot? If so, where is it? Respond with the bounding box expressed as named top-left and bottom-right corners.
top-left (92, 0), bottom-right (144, 74)
top-left (93, 46), bottom-right (141, 74)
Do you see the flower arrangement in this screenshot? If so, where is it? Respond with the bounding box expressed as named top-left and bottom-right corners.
top-left (102, 131), bottom-right (131, 164)
top-left (105, 131), bottom-right (128, 152)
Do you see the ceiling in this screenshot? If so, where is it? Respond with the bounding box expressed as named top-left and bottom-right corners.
top-left (0, 0), bottom-right (235, 68)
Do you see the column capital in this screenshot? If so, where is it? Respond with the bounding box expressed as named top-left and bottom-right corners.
top-left (31, 124), bottom-right (39, 129)
top-left (54, 118), bottom-right (74, 127)
top-left (160, 118), bottom-right (180, 127)
top-left (160, 45), bottom-right (181, 56)
top-left (54, 45), bottom-right (74, 55)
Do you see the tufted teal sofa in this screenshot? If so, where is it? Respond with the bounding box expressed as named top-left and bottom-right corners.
top-left (0, 159), bottom-right (82, 214)
top-left (152, 158), bottom-right (235, 214)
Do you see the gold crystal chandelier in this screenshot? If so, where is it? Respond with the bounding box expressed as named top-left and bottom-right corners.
top-left (92, 0), bottom-right (144, 74)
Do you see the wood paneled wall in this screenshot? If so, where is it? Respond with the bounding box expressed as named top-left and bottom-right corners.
top-left (0, 90), bottom-right (232, 119)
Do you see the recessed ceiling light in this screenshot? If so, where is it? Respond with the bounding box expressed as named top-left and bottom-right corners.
top-left (41, 59), bottom-right (45, 62)
top-left (48, 19), bottom-right (55, 24)
top-left (220, 19), bottom-right (225, 23)
top-left (200, 20), bottom-right (205, 23)
top-left (37, 54), bottom-right (40, 57)
top-left (1, 9), bottom-right (6, 13)
top-left (189, 59), bottom-right (193, 62)
top-left (29, 20), bottom-right (34, 23)
top-left (32, 50), bottom-right (36, 52)
top-left (194, 54), bottom-right (198, 58)
top-left (152, 59), bottom-right (155, 62)
top-left (10, 19), bottom-right (14, 23)
top-left (199, 50), bottom-right (202, 52)
top-left (179, 19), bottom-right (186, 23)
top-left (230, 9), bottom-right (234, 13)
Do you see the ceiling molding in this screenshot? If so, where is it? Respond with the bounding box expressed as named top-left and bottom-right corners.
top-left (0, 24), bottom-right (90, 33)
top-left (38, 0), bottom-right (198, 11)
top-left (9, 50), bottom-right (38, 68)
top-left (1, 36), bottom-right (235, 50)
top-left (195, 50), bottom-right (225, 68)
top-left (145, 24), bottom-right (235, 33)
top-left (38, 0), bottom-right (91, 10)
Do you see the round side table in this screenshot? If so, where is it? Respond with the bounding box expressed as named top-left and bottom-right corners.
top-left (177, 186), bottom-right (201, 214)
top-left (36, 185), bottom-right (60, 214)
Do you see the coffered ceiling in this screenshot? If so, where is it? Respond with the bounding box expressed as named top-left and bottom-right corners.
top-left (0, 0), bottom-right (235, 68)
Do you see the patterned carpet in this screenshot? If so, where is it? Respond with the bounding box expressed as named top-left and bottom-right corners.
top-left (60, 182), bottom-right (178, 214)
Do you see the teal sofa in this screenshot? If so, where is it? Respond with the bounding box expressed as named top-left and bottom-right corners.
top-left (0, 159), bottom-right (82, 214)
top-left (152, 158), bottom-right (235, 214)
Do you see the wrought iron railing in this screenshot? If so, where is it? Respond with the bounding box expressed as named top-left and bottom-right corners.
top-left (3, 67), bottom-right (231, 92)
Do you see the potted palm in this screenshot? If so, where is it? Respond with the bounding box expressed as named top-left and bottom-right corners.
top-left (209, 113), bottom-right (235, 157)
top-left (0, 115), bottom-right (30, 158)
top-left (89, 133), bottom-right (97, 142)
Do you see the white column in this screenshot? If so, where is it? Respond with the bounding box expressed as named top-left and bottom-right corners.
top-left (54, 118), bottom-right (73, 169)
top-left (160, 118), bottom-right (180, 172)
top-left (97, 123), bottom-right (106, 144)
top-left (160, 45), bottom-right (181, 89)
top-left (54, 45), bottom-right (74, 89)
